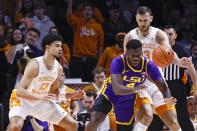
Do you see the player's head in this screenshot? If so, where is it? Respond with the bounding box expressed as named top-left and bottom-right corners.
top-left (25, 28), bottom-right (40, 46)
top-left (116, 32), bottom-right (126, 49)
top-left (82, 3), bottom-right (94, 20)
top-left (164, 25), bottom-right (177, 46)
top-left (92, 67), bottom-right (106, 88)
top-left (136, 6), bottom-right (153, 32)
top-left (187, 96), bottom-right (197, 116)
top-left (41, 34), bottom-right (63, 58)
top-left (126, 39), bottom-right (143, 67)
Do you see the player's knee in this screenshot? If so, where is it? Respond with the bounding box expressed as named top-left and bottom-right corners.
top-left (167, 116), bottom-right (179, 127)
top-left (8, 119), bottom-right (23, 131)
top-left (141, 110), bottom-right (153, 123)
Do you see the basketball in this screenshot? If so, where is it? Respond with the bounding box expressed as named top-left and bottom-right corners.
top-left (152, 45), bottom-right (174, 67)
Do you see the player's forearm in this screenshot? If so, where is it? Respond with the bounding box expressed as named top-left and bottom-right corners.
top-left (112, 84), bottom-right (135, 95)
top-left (173, 52), bottom-right (180, 65)
top-left (155, 80), bottom-right (172, 98)
top-left (16, 87), bottom-right (41, 101)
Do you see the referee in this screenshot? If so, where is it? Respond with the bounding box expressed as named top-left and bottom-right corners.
top-left (148, 25), bottom-right (197, 131)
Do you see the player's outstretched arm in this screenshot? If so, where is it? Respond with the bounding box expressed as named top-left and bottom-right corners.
top-left (16, 59), bottom-right (42, 101)
top-left (157, 30), bottom-right (191, 67)
top-left (147, 60), bottom-right (172, 98)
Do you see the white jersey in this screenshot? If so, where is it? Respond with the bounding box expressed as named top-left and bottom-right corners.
top-left (20, 56), bottom-right (59, 105)
top-left (126, 26), bottom-right (159, 60)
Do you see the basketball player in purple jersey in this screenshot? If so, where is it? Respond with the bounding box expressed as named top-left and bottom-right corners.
top-left (85, 39), bottom-right (173, 131)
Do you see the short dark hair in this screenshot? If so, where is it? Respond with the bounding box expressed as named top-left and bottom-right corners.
top-left (137, 6), bottom-right (152, 15)
top-left (26, 28), bottom-right (40, 37)
top-left (164, 25), bottom-right (177, 33)
top-left (86, 91), bottom-right (97, 100)
top-left (41, 34), bottom-right (63, 50)
top-left (92, 67), bottom-right (105, 78)
top-left (126, 39), bottom-right (142, 50)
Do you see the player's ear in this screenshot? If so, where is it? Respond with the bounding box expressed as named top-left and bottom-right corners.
top-left (46, 45), bottom-right (50, 49)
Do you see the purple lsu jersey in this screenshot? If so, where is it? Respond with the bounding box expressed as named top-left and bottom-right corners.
top-left (100, 54), bottom-right (162, 125)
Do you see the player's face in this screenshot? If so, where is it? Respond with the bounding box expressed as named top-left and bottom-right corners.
top-left (94, 72), bottom-right (106, 88)
top-left (83, 6), bottom-right (94, 20)
top-left (25, 31), bottom-right (39, 46)
top-left (136, 12), bottom-right (153, 32)
top-left (164, 28), bottom-right (177, 46)
top-left (187, 98), bottom-right (197, 115)
top-left (47, 41), bottom-right (62, 58)
top-left (126, 47), bottom-right (143, 67)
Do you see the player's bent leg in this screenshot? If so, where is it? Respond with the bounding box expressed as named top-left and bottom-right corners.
top-left (58, 114), bottom-right (78, 131)
top-left (136, 103), bottom-right (153, 125)
top-left (7, 116), bottom-right (24, 131)
top-left (155, 104), bottom-right (181, 131)
top-left (85, 111), bottom-right (106, 131)
top-left (135, 97), bottom-right (153, 126)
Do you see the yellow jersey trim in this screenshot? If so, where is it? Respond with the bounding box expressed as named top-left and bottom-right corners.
top-left (126, 56), bottom-right (144, 72)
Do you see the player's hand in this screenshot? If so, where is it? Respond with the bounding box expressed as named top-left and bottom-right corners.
top-left (66, 90), bottom-right (85, 100)
top-left (164, 97), bottom-right (177, 105)
top-left (41, 94), bottom-right (57, 101)
top-left (178, 57), bottom-right (192, 68)
top-left (134, 83), bottom-right (147, 92)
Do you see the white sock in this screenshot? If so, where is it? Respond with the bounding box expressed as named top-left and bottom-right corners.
top-left (132, 122), bottom-right (148, 131)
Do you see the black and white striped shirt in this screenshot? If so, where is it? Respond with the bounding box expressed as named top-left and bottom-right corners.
top-left (163, 64), bottom-right (182, 80)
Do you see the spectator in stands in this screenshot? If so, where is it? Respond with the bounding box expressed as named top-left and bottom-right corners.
top-left (14, 0), bottom-right (34, 25)
top-left (187, 96), bottom-right (197, 130)
top-left (66, 0), bottom-right (104, 82)
top-left (79, 91), bottom-right (110, 131)
top-left (49, 26), bottom-right (70, 76)
top-left (31, 2), bottom-right (55, 49)
top-left (0, 8), bottom-right (11, 27)
top-left (97, 32), bottom-right (125, 76)
top-left (191, 42), bottom-right (197, 71)
top-left (102, 4), bottom-right (130, 47)
top-left (73, 2), bottom-right (104, 25)
top-left (83, 67), bottom-right (106, 94)
top-left (6, 28), bottom-right (24, 64)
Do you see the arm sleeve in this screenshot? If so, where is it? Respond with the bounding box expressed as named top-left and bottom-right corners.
top-left (110, 57), bottom-right (124, 74)
top-left (147, 60), bottom-right (163, 80)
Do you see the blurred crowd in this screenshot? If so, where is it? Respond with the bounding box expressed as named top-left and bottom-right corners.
top-left (0, 0), bottom-right (197, 130)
